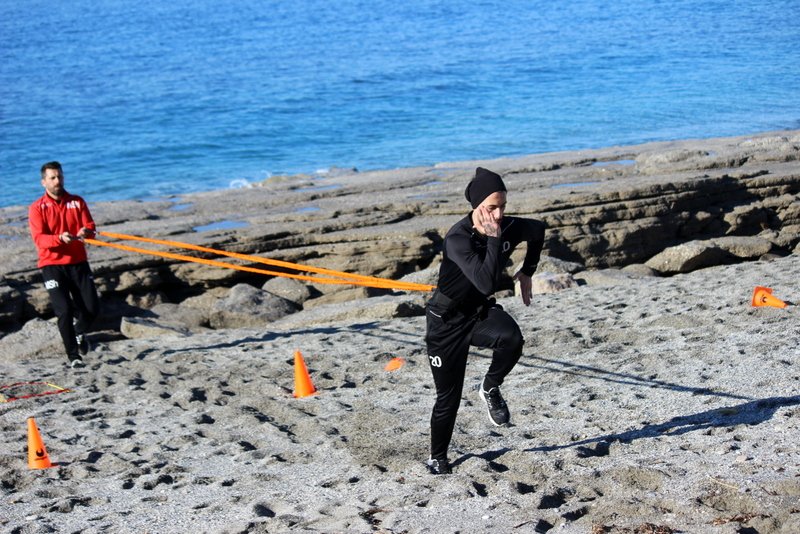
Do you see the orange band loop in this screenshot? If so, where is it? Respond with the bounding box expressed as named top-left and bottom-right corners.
top-left (85, 232), bottom-right (435, 292)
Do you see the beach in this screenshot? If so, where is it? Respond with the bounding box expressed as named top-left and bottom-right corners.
top-left (1, 131), bottom-right (799, 533)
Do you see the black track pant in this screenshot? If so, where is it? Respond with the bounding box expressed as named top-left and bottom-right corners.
top-left (425, 299), bottom-right (524, 461)
top-left (41, 262), bottom-right (100, 360)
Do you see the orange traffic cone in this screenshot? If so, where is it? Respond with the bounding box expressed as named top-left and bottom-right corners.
top-left (293, 350), bottom-right (316, 398)
top-left (751, 286), bottom-right (788, 309)
top-left (27, 417), bottom-right (54, 470)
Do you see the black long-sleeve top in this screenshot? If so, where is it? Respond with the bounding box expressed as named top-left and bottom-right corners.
top-left (436, 213), bottom-right (546, 311)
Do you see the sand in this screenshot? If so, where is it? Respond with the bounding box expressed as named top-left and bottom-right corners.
top-left (2, 242), bottom-right (799, 533)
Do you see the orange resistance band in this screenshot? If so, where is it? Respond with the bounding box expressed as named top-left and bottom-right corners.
top-left (85, 231), bottom-right (435, 292)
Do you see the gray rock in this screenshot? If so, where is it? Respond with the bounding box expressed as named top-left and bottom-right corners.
top-left (777, 196), bottom-right (800, 226)
top-left (272, 294), bottom-right (424, 329)
top-left (150, 303), bottom-right (208, 329)
top-left (209, 283), bottom-right (299, 329)
top-left (620, 263), bottom-right (659, 277)
top-left (710, 236), bottom-right (772, 259)
top-left (304, 286), bottom-right (374, 309)
top-left (0, 317), bottom-right (61, 360)
top-left (23, 285), bottom-right (51, 316)
top-left (738, 135), bottom-right (789, 148)
top-left (174, 287), bottom-right (227, 328)
top-left (399, 264), bottom-right (440, 288)
top-left (531, 272), bottom-right (578, 294)
top-left (171, 262), bottom-right (242, 288)
top-left (776, 224), bottom-right (800, 250)
top-left (722, 204), bottom-right (771, 235)
top-left (120, 316), bottom-right (191, 339)
top-left (575, 268), bottom-right (648, 286)
top-left (534, 255), bottom-right (585, 275)
top-left (261, 277), bottom-right (312, 306)
top-left (635, 149), bottom-right (709, 174)
top-left (644, 236), bottom-right (772, 276)
top-left (758, 253), bottom-right (785, 262)
top-left (0, 283), bottom-right (24, 328)
top-left (756, 224), bottom-right (800, 251)
top-left (125, 291), bottom-right (167, 309)
top-left (645, 241), bottom-right (730, 274)
top-left (116, 268), bottom-right (163, 292)
top-left (180, 287), bottom-right (228, 311)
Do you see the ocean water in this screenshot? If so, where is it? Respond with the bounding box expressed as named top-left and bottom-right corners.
top-left (2, 0), bottom-right (798, 209)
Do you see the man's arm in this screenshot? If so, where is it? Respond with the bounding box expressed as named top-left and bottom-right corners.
top-left (28, 203), bottom-right (63, 250)
top-left (515, 219), bottom-right (546, 306)
top-left (446, 232), bottom-right (503, 296)
top-left (76, 197), bottom-right (96, 238)
top-left (518, 219), bottom-right (546, 277)
top-left (514, 271), bottom-right (533, 306)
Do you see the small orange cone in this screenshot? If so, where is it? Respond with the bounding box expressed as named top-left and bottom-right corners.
top-left (27, 417), bottom-right (54, 470)
top-left (384, 357), bottom-right (405, 372)
top-left (293, 350), bottom-right (316, 398)
top-left (751, 286), bottom-right (788, 309)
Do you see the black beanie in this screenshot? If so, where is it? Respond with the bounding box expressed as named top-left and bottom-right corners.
top-left (464, 167), bottom-right (507, 209)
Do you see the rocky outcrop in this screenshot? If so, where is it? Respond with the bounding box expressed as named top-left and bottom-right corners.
top-left (645, 236), bottom-right (774, 274)
top-left (261, 277), bottom-right (313, 306)
top-left (208, 283), bottom-right (299, 330)
top-left (530, 273), bottom-right (579, 294)
top-left (1, 130), bottom-right (798, 336)
top-left (120, 316), bottom-right (191, 339)
top-left (530, 171), bottom-right (799, 268)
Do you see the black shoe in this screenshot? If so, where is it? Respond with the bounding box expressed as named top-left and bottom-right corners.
top-left (426, 457), bottom-right (452, 475)
top-left (70, 357), bottom-right (86, 368)
top-left (479, 383), bottom-right (510, 426)
top-left (76, 333), bottom-right (90, 356)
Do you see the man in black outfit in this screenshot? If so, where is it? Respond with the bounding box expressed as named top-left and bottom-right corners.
top-left (424, 167), bottom-right (546, 475)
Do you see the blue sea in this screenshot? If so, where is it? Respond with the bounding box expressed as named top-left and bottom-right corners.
top-left (2, 0), bottom-right (798, 209)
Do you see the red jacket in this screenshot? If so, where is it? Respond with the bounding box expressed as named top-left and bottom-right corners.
top-left (29, 192), bottom-right (96, 268)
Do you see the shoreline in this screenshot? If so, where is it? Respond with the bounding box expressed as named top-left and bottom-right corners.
top-left (2, 128), bottom-right (797, 213)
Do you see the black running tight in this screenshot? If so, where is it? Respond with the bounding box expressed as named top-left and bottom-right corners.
top-left (425, 305), bottom-right (524, 460)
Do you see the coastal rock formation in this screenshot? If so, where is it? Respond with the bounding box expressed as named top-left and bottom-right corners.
top-left (0, 130), bottom-right (798, 336)
top-left (530, 273), bottom-right (578, 294)
top-left (208, 283), bottom-right (299, 330)
top-left (645, 236), bottom-right (774, 274)
top-left (120, 316), bottom-right (191, 339)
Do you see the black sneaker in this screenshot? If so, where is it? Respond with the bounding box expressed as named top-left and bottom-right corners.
top-left (70, 357), bottom-right (86, 368)
top-left (426, 457), bottom-right (452, 475)
top-left (76, 333), bottom-right (90, 356)
top-left (479, 383), bottom-right (510, 426)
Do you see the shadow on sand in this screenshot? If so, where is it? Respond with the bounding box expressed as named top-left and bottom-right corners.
top-left (528, 394), bottom-right (800, 456)
top-left (454, 395), bottom-right (800, 468)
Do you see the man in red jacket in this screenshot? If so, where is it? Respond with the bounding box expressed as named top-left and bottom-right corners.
top-left (29, 161), bottom-right (100, 368)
